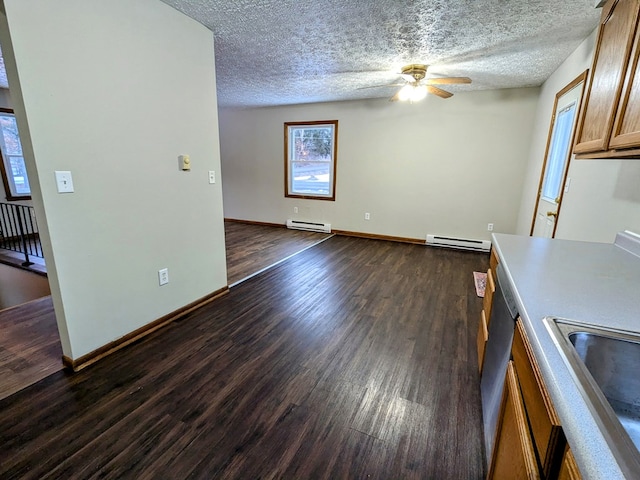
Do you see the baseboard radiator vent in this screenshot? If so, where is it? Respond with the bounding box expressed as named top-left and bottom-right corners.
top-left (426, 234), bottom-right (491, 252)
top-left (286, 219), bottom-right (331, 233)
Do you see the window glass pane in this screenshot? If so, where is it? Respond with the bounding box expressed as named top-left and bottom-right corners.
top-left (541, 103), bottom-right (576, 201)
top-left (0, 115), bottom-right (23, 156)
top-left (9, 156), bottom-right (30, 194)
top-left (291, 161), bottom-right (330, 195)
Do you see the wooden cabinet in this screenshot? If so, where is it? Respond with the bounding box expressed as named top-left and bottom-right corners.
top-left (477, 309), bottom-right (489, 374)
top-left (512, 319), bottom-right (566, 478)
top-left (489, 248), bottom-right (499, 276)
top-left (558, 445), bottom-right (582, 480)
top-left (573, 0), bottom-right (640, 157)
top-left (611, 6), bottom-right (640, 149)
top-left (487, 361), bottom-right (540, 479)
top-left (482, 268), bottom-right (496, 326)
top-left (477, 253), bottom-right (497, 374)
top-left (487, 319), bottom-right (573, 480)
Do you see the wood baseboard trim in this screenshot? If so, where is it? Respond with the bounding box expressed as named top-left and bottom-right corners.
top-left (224, 218), bottom-right (286, 228)
top-left (332, 229), bottom-right (425, 245)
top-left (62, 286), bottom-right (229, 372)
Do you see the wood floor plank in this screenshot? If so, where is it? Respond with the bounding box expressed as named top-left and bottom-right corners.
top-left (0, 296), bottom-right (61, 400)
top-left (0, 236), bottom-right (488, 479)
top-left (224, 220), bottom-right (332, 285)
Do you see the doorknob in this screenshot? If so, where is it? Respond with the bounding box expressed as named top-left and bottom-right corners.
top-left (546, 211), bottom-right (558, 218)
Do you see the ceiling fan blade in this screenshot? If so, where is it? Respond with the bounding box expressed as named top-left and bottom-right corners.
top-left (357, 83), bottom-right (406, 90)
top-left (425, 77), bottom-right (472, 85)
top-left (427, 85), bottom-right (453, 99)
top-left (389, 91), bottom-right (401, 102)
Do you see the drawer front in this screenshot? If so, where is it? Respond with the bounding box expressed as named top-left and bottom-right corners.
top-left (490, 248), bottom-right (499, 274)
top-left (483, 268), bottom-right (496, 324)
top-left (512, 319), bottom-right (565, 477)
top-left (477, 309), bottom-right (488, 374)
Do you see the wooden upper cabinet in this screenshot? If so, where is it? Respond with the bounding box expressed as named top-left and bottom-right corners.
top-left (611, 11), bottom-right (640, 149)
top-left (573, 0), bottom-right (640, 156)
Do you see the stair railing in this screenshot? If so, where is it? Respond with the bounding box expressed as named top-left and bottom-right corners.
top-left (0, 202), bottom-right (43, 266)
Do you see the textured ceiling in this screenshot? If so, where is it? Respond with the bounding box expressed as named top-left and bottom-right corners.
top-left (160, 0), bottom-right (600, 108)
top-left (0, 1), bottom-right (601, 108)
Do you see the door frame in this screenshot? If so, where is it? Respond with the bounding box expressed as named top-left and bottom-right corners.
top-left (529, 70), bottom-right (589, 237)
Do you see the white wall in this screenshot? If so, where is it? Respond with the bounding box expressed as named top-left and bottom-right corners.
top-left (221, 88), bottom-right (539, 242)
top-left (516, 29), bottom-right (640, 242)
top-left (0, 0), bottom-right (227, 359)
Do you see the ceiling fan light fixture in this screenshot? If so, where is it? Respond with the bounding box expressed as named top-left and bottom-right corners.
top-left (410, 85), bottom-right (427, 102)
top-left (398, 84), bottom-right (414, 102)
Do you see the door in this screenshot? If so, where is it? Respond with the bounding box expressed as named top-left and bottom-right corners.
top-left (531, 72), bottom-right (587, 238)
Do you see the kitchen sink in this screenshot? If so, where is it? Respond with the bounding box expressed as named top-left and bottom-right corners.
top-left (545, 317), bottom-right (640, 477)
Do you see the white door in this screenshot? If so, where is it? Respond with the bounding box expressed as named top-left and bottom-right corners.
top-left (531, 72), bottom-right (586, 238)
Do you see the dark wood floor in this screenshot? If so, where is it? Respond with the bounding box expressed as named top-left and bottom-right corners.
top-left (0, 296), bottom-right (61, 400)
top-left (0, 236), bottom-right (488, 479)
top-left (0, 222), bottom-right (330, 401)
top-left (225, 220), bottom-right (332, 285)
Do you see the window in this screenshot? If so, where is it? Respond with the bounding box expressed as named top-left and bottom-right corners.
top-left (285, 120), bottom-right (337, 201)
top-left (541, 102), bottom-right (577, 202)
top-left (0, 108), bottom-right (30, 200)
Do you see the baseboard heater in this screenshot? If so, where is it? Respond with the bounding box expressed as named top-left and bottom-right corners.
top-left (286, 219), bottom-right (331, 233)
top-left (426, 234), bottom-right (491, 252)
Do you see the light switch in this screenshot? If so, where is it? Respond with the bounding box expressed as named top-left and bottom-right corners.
top-left (55, 171), bottom-right (74, 193)
top-left (208, 170), bottom-right (216, 184)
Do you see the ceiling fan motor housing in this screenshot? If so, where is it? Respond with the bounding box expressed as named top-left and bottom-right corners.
top-left (401, 64), bottom-right (428, 82)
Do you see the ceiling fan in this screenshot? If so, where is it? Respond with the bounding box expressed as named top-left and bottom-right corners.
top-left (369, 64), bottom-right (472, 102)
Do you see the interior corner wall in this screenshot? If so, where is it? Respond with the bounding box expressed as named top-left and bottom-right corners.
top-left (516, 29), bottom-right (640, 242)
top-left (220, 87), bottom-right (539, 242)
top-left (1, 0), bottom-right (227, 359)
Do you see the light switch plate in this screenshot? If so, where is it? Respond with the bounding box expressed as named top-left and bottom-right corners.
top-left (208, 170), bottom-right (216, 184)
top-left (55, 171), bottom-right (74, 193)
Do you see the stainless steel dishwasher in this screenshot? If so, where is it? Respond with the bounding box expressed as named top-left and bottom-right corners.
top-left (480, 263), bottom-right (519, 465)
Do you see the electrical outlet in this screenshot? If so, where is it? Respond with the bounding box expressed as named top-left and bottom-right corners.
top-left (365, 212), bottom-right (370, 220)
top-left (294, 206), bottom-right (299, 214)
top-left (487, 223), bottom-right (494, 231)
top-left (158, 268), bottom-right (169, 286)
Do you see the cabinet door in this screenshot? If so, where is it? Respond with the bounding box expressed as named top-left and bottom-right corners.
top-left (487, 362), bottom-right (540, 479)
top-left (512, 320), bottom-right (565, 478)
top-left (558, 445), bottom-right (582, 480)
top-left (610, 15), bottom-right (640, 148)
top-left (573, 0), bottom-right (640, 154)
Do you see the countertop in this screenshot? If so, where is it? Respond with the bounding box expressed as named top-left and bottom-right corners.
top-left (491, 232), bottom-right (640, 480)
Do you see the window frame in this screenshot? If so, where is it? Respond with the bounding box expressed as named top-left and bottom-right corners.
top-left (0, 107), bottom-right (31, 201)
top-left (284, 120), bottom-right (338, 201)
